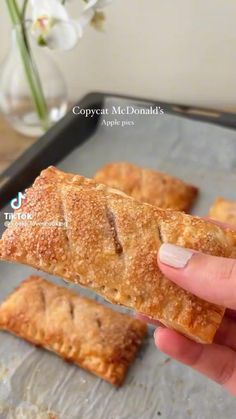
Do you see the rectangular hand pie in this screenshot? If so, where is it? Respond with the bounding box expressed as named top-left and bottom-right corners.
top-left (209, 197), bottom-right (236, 226)
top-left (1, 167), bottom-right (236, 343)
top-left (94, 161), bottom-right (198, 212)
top-left (0, 276), bottom-right (147, 386)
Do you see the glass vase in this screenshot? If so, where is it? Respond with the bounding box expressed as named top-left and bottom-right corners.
top-left (0, 26), bottom-right (68, 137)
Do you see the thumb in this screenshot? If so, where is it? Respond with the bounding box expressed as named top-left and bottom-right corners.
top-left (158, 243), bottom-right (236, 309)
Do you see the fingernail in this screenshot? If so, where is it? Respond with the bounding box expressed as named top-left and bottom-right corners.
top-left (153, 327), bottom-right (165, 342)
top-left (154, 328), bottom-right (159, 340)
top-left (159, 243), bottom-right (194, 268)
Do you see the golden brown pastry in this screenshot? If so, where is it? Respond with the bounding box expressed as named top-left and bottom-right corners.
top-left (209, 197), bottom-right (236, 226)
top-left (0, 276), bottom-right (147, 386)
top-left (1, 167), bottom-right (236, 344)
top-left (94, 161), bottom-right (198, 212)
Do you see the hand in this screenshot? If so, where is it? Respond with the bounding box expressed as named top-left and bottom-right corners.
top-left (140, 222), bottom-right (236, 396)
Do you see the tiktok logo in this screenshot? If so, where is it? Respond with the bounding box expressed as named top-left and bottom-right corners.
top-left (10, 192), bottom-right (26, 210)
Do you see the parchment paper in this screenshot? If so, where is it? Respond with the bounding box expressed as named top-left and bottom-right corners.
top-left (0, 97), bottom-right (236, 419)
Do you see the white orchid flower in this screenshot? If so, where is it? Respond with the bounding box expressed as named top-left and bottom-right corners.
top-left (83, 0), bottom-right (112, 31)
top-left (84, 0), bottom-right (113, 11)
top-left (90, 11), bottom-right (106, 31)
top-left (77, 7), bottom-right (94, 29)
top-left (30, 0), bottom-right (83, 50)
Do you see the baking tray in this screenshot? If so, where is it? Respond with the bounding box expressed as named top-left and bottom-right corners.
top-left (0, 94), bottom-right (236, 419)
top-left (1, 92), bottom-right (236, 210)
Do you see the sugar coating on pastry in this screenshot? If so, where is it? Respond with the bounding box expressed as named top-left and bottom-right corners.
top-left (1, 167), bottom-right (236, 343)
top-left (0, 276), bottom-right (147, 386)
top-left (94, 161), bottom-right (198, 212)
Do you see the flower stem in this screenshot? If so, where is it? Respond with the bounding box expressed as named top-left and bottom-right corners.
top-left (21, 0), bottom-right (28, 20)
top-left (5, 0), bottom-right (49, 131)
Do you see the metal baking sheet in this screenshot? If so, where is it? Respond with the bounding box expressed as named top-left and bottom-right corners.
top-left (0, 96), bottom-right (236, 419)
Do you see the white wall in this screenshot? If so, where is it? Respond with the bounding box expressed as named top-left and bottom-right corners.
top-left (1, 0), bottom-right (236, 110)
